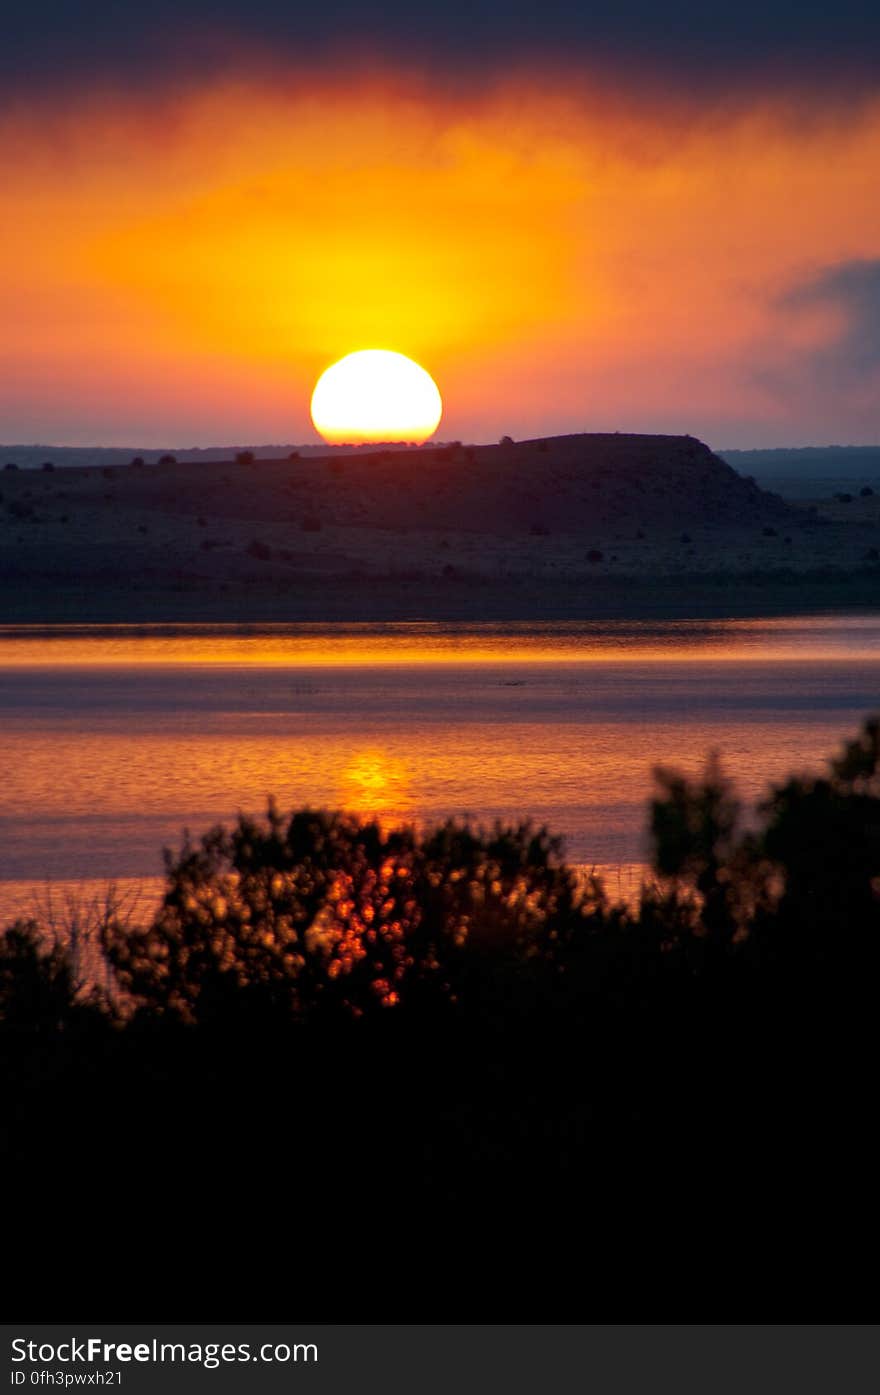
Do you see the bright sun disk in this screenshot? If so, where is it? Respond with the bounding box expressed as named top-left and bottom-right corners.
top-left (310, 349), bottom-right (443, 445)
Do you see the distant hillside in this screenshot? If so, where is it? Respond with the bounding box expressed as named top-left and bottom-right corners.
top-left (233, 433), bottom-right (792, 533)
top-left (3, 432), bottom-right (790, 533)
top-left (0, 442), bottom-right (414, 470)
top-left (4, 430), bottom-right (877, 623)
top-left (721, 446), bottom-right (880, 479)
top-left (9, 439), bottom-right (880, 482)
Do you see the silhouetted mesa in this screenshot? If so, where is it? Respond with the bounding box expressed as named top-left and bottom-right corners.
top-left (0, 433), bottom-right (788, 532)
top-left (4, 431), bottom-right (872, 622)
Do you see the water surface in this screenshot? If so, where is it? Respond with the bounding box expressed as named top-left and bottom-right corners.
top-left (1, 616), bottom-right (877, 920)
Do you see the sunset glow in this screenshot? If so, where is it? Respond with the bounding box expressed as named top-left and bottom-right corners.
top-left (2, 74), bottom-right (880, 445)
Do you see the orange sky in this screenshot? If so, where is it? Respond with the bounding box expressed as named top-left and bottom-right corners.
top-left (3, 73), bottom-right (880, 447)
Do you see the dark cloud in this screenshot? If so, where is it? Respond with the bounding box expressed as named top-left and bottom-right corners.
top-left (783, 259), bottom-right (880, 383)
top-left (749, 260), bottom-right (880, 442)
top-left (3, 0), bottom-right (880, 97)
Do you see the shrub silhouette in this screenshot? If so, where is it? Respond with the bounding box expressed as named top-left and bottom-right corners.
top-left (100, 810), bottom-right (587, 1024)
top-left (646, 718), bottom-right (880, 983)
top-left (98, 809), bottom-right (591, 1026)
top-left (648, 753), bottom-right (773, 962)
top-left (0, 923), bottom-right (99, 1035)
top-left (759, 718), bottom-right (880, 970)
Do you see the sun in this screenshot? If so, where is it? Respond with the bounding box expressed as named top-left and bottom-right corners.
top-left (310, 349), bottom-right (443, 445)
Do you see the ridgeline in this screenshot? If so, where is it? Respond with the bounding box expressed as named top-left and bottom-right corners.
top-left (1, 432), bottom-right (878, 620)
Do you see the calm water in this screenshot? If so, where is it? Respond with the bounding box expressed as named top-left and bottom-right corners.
top-left (1, 616), bottom-right (878, 920)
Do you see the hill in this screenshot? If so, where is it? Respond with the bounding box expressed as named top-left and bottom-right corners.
top-left (1, 432), bottom-right (878, 621)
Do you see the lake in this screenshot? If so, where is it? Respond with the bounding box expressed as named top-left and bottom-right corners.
top-left (1, 615), bottom-right (878, 922)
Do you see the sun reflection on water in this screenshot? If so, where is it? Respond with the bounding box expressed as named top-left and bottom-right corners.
top-left (338, 749), bottom-right (411, 823)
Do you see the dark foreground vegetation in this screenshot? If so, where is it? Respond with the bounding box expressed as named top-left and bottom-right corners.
top-left (4, 721), bottom-right (879, 1316)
